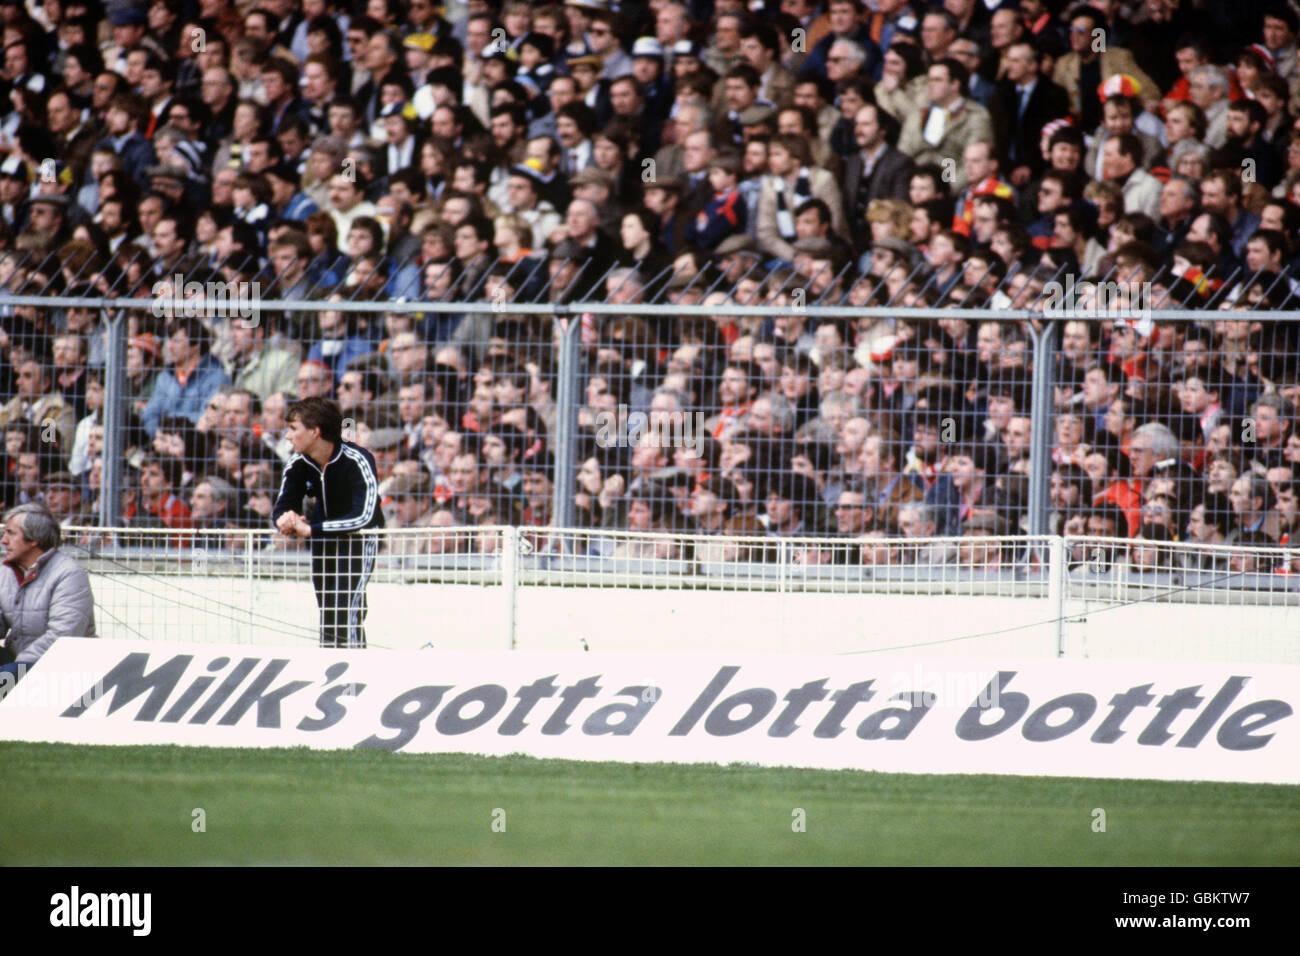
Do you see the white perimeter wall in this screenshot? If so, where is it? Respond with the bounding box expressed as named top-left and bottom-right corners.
top-left (88, 574), bottom-right (1299, 663)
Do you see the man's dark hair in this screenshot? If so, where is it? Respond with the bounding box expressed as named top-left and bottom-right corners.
top-left (1052, 462), bottom-right (1091, 501)
top-left (933, 57), bottom-right (969, 91)
top-left (286, 396), bottom-right (344, 443)
top-left (1228, 97), bottom-right (1268, 131)
top-left (794, 197), bottom-right (832, 226)
top-left (490, 101), bottom-right (528, 128)
top-left (108, 91), bottom-right (149, 128)
top-left (261, 55), bottom-right (297, 89)
top-left (458, 215), bottom-right (494, 246)
top-left (1263, 3), bottom-right (1299, 33)
top-left (910, 163), bottom-right (949, 198)
top-left (609, 74), bottom-right (644, 98)
top-left (1042, 168), bottom-right (1086, 200)
top-left (141, 454), bottom-right (183, 491)
top-left (488, 423), bottom-right (527, 461)
top-left (64, 42), bottom-right (103, 76)
top-left (740, 23), bottom-right (780, 56)
top-left (1174, 34), bottom-right (1209, 60)
top-left (388, 167), bottom-right (427, 199)
top-left (1089, 501), bottom-right (1128, 535)
top-left (1200, 491), bottom-right (1233, 535)
top-left (1205, 167), bottom-right (1244, 201)
top-left (724, 63), bottom-right (762, 89)
top-left (1114, 132), bottom-right (1143, 165)
top-left (170, 317), bottom-right (209, 353)
top-left (1249, 227), bottom-right (1289, 261)
top-left (1049, 125), bottom-right (1086, 151)
top-left (557, 101), bottom-right (599, 138)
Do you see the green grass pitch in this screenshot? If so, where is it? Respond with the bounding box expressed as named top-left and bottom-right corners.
top-left (4, 742), bottom-right (1298, 865)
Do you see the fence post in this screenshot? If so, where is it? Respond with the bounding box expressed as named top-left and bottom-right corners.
top-left (502, 525), bottom-right (519, 650)
top-left (245, 532), bottom-right (255, 644)
top-left (550, 308), bottom-right (581, 530)
top-left (1048, 535), bottom-right (1067, 658)
top-left (1027, 320), bottom-right (1058, 538)
top-left (99, 306), bottom-right (127, 529)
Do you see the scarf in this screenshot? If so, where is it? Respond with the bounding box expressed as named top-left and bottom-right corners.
top-left (773, 167), bottom-right (812, 240)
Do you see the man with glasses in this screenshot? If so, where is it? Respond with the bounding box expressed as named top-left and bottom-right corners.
top-left (946, 38), bottom-right (993, 106)
top-left (833, 480), bottom-right (877, 536)
top-left (586, 11), bottom-right (632, 81)
top-left (345, 18), bottom-right (380, 95)
top-left (805, 0), bottom-right (882, 82)
top-left (296, 360), bottom-right (335, 400)
top-left (337, 365), bottom-right (384, 417)
top-left (897, 58), bottom-right (993, 193)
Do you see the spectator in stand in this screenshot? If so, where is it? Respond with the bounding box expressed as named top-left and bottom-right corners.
top-left (0, 0), bottom-right (1297, 578)
top-left (136, 455), bottom-right (193, 531)
top-left (0, 359), bottom-right (77, 459)
top-left (140, 318), bottom-right (231, 438)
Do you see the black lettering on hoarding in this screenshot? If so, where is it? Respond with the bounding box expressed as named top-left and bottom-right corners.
top-left (497, 675), bottom-right (560, 735)
top-left (541, 676), bottom-right (602, 735)
top-left (218, 659), bottom-right (313, 728)
top-left (670, 666), bottom-right (739, 735)
top-left (1022, 693), bottom-right (1097, 741)
top-left (60, 652), bottom-right (193, 721)
top-left (1090, 684), bottom-right (1156, 743)
top-left (356, 685), bottom-right (452, 751)
top-left (582, 686), bottom-right (658, 736)
top-left (1217, 700), bottom-right (1292, 750)
top-left (298, 665), bottom-right (368, 731)
top-left (188, 658), bottom-right (261, 724)
top-left (704, 688), bottom-right (778, 736)
top-left (813, 681), bottom-right (875, 738)
top-left (857, 691), bottom-right (935, 740)
top-left (768, 679), bottom-right (830, 738)
top-left (1136, 686), bottom-right (1204, 746)
top-left (299, 690), bottom-right (366, 730)
top-left (1177, 677), bottom-right (1247, 748)
top-left (955, 672), bottom-right (1027, 740)
top-left (160, 657), bottom-right (230, 723)
top-left (435, 684), bottom-right (509, 734)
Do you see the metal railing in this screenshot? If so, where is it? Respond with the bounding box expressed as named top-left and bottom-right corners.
top-left (65, 526), bottom-right (1300, 662)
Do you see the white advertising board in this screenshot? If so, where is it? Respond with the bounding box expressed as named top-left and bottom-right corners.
top-left (0, 640), bottom-right (1294, 784)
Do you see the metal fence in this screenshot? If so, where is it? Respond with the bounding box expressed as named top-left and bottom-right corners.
top-left (65, 526), bottom-right (1299, 663)
top-left (2, 244), bottom-right (1300, 594)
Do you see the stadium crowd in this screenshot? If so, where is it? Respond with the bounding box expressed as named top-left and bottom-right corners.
top-left (0, 0), bottom-right (1299, 570)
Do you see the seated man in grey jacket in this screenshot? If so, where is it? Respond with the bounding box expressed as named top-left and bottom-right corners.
top-left (0, 503), bottom-right (96, 687)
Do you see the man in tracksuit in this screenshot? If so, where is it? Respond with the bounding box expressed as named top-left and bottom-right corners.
top-left (273, 397), bottom-right (384, 648)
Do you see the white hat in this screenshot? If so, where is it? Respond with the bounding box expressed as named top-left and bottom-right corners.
top-left (631, 37), bottom-right (664, 59)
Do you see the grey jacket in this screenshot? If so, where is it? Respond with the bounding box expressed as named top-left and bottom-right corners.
top-left (0, 549), bottom-right (97, 663)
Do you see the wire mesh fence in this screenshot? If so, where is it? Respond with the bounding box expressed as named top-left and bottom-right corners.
top-left (3, 226), bottom-right (1300, 641)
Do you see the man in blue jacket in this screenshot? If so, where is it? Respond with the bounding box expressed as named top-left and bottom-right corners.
top-left (139, 318), bottom-right (231, 437)
top-left (273, 397), bottom-right (384, 648)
